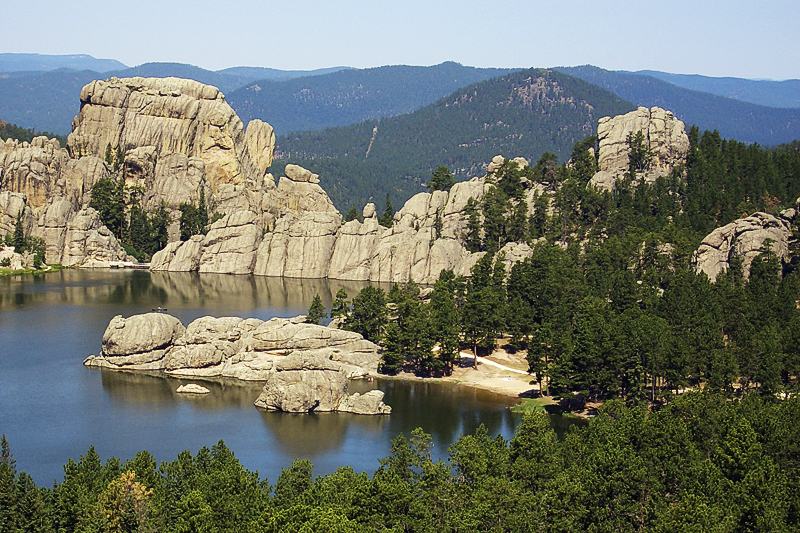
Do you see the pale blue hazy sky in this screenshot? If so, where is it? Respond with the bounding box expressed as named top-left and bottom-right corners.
top-left (1, 0), bottom-right (798, 79)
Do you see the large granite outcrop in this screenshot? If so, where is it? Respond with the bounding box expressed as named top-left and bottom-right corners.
top-left (253, 352), bottom-right (391, 414)
top-left (0, 77), bottom-right (283, 266)
top-left (589, 106), bottom-right (690, 191)
top-left (85, 313), bottom-right (382, 377)
top-left (84, 312), bottom-right (388, 414)
top-left (693, 209), bottom-right (796, 281)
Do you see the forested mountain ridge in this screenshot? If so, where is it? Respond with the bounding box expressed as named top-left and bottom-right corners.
top-left (557, 65), bottom-right (800, 146)
top-left (271, 68), bottom-right (636, 211)
top-left (226, 62), bottom-right (514, 134)
top-left (627, 69), bottom-right (800, 108)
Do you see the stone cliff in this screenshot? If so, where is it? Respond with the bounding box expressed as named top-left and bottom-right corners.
top-left (589, 106), bottom-right (690, 191)
top-left (0, 77), bottom-right (279, 266)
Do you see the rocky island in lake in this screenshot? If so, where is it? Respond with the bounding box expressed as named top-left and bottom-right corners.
top-left (84, 312), bottom-right (391, 414)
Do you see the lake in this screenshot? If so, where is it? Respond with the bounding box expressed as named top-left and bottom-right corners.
top-left (0, 270), bottom-right (580, 486)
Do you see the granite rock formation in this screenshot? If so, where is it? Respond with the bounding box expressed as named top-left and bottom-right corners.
top-left (589, 106), bottom-right (690, 191)
top-left (693, 208), bottom-right (797, 281)
top-left (84, 312), bottom-right (388, 414)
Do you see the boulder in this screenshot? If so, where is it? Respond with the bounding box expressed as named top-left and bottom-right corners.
top-left (338, 390), bottom-right (392, 415)
top-left (285, 164), bottom-right (320, 184)
top-left (199, 211), bottom-right (263, 274)
top-left (86, 313), bottom-right (185, 370)
top-left (693, 211), bottom-right (793, 281)
top-left (253, 352), bottom-right (390, 414)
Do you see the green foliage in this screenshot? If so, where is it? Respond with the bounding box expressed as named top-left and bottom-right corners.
top-left (378, 194), bottom-right (394, 228)
top-left (180, 188), bottom-right (212, 241)
top-left (0, 119), bottom-right (67, 146)
top-left (5, 393), bottom-right (800, 531)
top-left (330, 289), bottom-right (350, 319)
top-left (626, 130), bottom-right (653, 172)
top-left (305, 294), bottom-right (326, 325)
top-left (343, 286), bottom-right (388, 343)
top-left (12, 210), bottom-right (25, 252)
top-left (428, 165), bottom-right (455, 192)
top-left (89, 177), bottom-right (126, 239)
top-left (274, 68), bottom-right (635, 211)
top-left (344, 206), bottom-right (359, 222)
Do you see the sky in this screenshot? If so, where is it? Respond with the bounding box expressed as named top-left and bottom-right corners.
top-left (1, 0), bottom-right (798, 80)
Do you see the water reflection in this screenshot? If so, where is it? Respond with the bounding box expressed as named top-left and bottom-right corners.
top-left (0, 270), bottom-right (378, 314)
top-left (98, 370), bottom-right (264, 410)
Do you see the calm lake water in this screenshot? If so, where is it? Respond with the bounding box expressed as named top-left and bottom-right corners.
top-left (0, 270), bottom-right (581, 486)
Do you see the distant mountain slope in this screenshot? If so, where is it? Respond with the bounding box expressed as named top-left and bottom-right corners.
top-left (557, 66), bottom-right (800, 145)
top-left (218, 66), bottom-right (351, 81)
top-left (111, 63), bottom-right (253, 94)
top-left (0, 53), bottom-right (127, 73)
top-left (273, 68), bottom-right (636, 211)
top-left (226, 62), bottom-right (515, 134)
top-left (0, 70), bottom-right (100, 135)
top-left (628, 70), bottom-right (800, 108)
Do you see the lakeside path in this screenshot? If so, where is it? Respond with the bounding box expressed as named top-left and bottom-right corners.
top-left (381, 351), bottom-right (538, 399)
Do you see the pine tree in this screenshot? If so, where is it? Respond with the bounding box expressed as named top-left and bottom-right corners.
top-left (12, 210), bottom-right (25, 253)
top-left (428, 166), bottom-right (455, 192)
top-left (330, 289), bottom-right (350, 319)
top-left (463, 197), bottom-right (482, 252)
top-left (379, 194), bottom-right (395, 228)
top-left (305, 295), bottom-right (326, 324)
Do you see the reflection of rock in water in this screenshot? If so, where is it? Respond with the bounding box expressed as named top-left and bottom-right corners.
top-left (0, 269), bottom-right (381, 313)
top-left (99, 370), bottom-right (263, 409)
top-left (148, 271), bottom-right (372, 311)
top-left (258, 408), bottom-right (388, 458)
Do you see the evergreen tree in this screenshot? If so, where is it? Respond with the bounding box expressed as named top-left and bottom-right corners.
top-left (379, 194), bottom-right (394, 228)
top-left (343, 286), bottom-right (388, 343)
top-left (428, 165), bottom-right (455, 192)
top-left (344, 207), bottom-right (359, 222)
top-left (428, 270), bottom-right (461, 373)
top-left (12, 210), bottom-right (25, 253)
top-left (305, 295), bottom-right (326, 324)
top-left (89, 177), bottom-right (126, 239)
top-left (463, 197), bottom-right (482, 252)
top-left (330, 289), bottom-right (350, 319)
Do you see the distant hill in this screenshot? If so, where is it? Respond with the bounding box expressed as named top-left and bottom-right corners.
top-left (556, 66), bottom-right (800, 145)
top-left (0, 53), bottom-right (127, 73)
top-left (627, 70), bottom-right (800, 108)
top-left (0, 119), bottom-right (67, 146)
top-left (0, 69), bottom-right (100, 135)
top-left (218, 66), bottom-right (351, 81)
top-left (111, 62), bottom-right (253, 94)
top-left (272, 68), bottom-right (636, 211)
top-left (227, 62), bottom-right (515, 134)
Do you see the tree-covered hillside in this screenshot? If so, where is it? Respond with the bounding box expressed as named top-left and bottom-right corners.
top-left (0, 119), bottom-right (67, 146)
top-left (272, 68), bottom-right (636, 211)
top-left (2, 391), bottom-right (799, 532)
top-left (628, 69), bottom-right (800, 108)
top-left (557, 66), bottom-right (800, 146)
top-left (227, 62), bottom-right (514, 134)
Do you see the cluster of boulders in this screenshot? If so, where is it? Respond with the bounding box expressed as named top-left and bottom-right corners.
top-left (84, 312), bottom-right (390, 414)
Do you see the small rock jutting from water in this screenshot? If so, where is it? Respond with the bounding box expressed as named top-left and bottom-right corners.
top-left (176, 384), bottom-right (210, 394)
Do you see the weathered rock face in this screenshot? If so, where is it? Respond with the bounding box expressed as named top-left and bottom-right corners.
top-left (151, 162), bottom-right (537, 283)
top-left (253, 351), bottom-right (391, 414)
top-left (693, 210), bottom-right (795, 281)
top-left (589, 106), bottom-right (690, 191)
top-left (59, 208), bottom-right (132, 267)
top-left (0, 76), bottom-right (287, 266)
top-left (84, 312), bottom-right (389, 414)
top-left (93, 313), bottom-right (186, 370)
top-left (0, 137), bottom-right (68, 210)
top-left (85, 313), bottom-right (382, 379)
